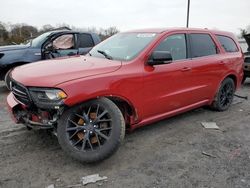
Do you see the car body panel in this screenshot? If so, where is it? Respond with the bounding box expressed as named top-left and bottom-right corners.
top-left (7, 28), bottom-right (244, 131)
top-left (10, 56), bottom-right (122, 87)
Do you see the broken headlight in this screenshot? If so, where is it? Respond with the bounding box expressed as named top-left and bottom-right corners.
top-left (29, 88), bottom-right (67, 108)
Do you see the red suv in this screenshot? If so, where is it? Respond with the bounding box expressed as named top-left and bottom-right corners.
top-left (6, 28), bottom-right (243, 163)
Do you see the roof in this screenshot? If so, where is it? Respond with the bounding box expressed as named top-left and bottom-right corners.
top-left (124, 27), bottom-right (235, 36)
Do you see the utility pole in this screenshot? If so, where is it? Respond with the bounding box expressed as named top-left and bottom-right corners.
top-left (186, 0), bottom-right (190, 28)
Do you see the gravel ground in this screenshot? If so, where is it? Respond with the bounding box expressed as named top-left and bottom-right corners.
top-left (0, 81), bottom-right (250, 188)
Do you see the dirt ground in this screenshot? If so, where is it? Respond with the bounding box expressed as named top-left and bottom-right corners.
top-left (0, 80), bottom-right (250, 188)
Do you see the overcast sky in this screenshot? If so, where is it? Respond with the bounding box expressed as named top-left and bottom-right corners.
top-left (0, 0), bottom-right (249, 34)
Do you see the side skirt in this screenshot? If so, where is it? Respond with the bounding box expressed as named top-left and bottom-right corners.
top-left (130, 99), bottom-right (210, 131)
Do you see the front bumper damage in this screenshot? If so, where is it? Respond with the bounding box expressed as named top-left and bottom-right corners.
top-left (7, 92), bottom-right (64, 130)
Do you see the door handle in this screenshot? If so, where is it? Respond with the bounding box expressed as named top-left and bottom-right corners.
top-left (219, 61), bottom-right (225, 64)
top-left (181, 67), bottom-right (192, 72)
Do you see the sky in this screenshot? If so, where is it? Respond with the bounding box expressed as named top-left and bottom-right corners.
top-left (0, 0), bottom-right (249, 34)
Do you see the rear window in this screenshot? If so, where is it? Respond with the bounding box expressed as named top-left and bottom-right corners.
top-left (77, 33), bottom-right (94, 48)
top-left (216, 35), bottom-right (239, 53)
top-left (190, 34), bottom-right (217, 58)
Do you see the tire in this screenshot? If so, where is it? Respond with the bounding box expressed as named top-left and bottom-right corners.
top-left (57, 97), bottom-right (125, 163)
top-left (211, 78), bottom-right (235, 111)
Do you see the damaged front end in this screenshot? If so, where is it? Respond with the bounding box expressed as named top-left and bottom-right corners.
top-left (6, 78), bottom-right (66, 130)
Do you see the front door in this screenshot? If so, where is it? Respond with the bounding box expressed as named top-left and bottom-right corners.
top-left (51, 34), bottom-right (78, 58)
top-left (142, 33), bottom-right (195, 118)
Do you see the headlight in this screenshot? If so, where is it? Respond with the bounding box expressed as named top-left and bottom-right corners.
top-left (34, 89), bottom-right (67, 101)
top-left (29, 88), bottom-right (67, 108)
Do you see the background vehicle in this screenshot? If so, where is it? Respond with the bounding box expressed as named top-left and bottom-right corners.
top-left (239, 34), bottom-right (250, 83)
top-left (6, 28), bottom-right (243, 163)
top-left (0, 30), bottom-right (101, 80)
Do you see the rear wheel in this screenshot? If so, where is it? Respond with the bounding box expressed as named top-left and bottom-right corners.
top-left (57, 98), bottom-right (125, 163)
top-left (211, 78), bottom-right (235, 111)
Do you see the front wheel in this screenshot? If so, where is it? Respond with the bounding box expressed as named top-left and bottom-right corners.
top-left (57, 98), bottom-right (125, 163)
top-left (211, 78), bottom-right (235, 111)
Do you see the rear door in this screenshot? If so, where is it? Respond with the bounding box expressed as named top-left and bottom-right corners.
top-left (187, 32), bottom-right (225, 100)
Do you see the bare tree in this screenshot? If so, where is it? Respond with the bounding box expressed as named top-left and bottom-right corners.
top-left (0, 22), bottom-right (8, 45)
top-left (0, 21), bottom-right (120, 45)
top-left (239, 24), bottom-right (250, 38)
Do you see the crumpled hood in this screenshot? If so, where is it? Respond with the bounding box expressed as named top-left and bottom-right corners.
top-left (11, 56), bottom-right (122, 87)
top-left (0, 45), bottom-right (29, 52)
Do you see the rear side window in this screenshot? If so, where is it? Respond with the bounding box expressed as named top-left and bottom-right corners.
top-left (155, 34), bottom-right (187, 61)
top-left (216, 35), bottom-right (239, 53)
top-left (190, 34), bottom-right (217, 58)
top-left (77, 33), bottom-right (94, 48)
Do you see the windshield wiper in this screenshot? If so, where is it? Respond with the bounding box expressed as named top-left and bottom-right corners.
top-left (97, 50), bottom-right (113, 60)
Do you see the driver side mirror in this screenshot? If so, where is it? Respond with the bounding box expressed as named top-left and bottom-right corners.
top-left (148, 51), bottom-right (173, 66)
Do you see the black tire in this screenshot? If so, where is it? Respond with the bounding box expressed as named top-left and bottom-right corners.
top-left (57, 97), bottom-right (125, 163)
top-left (211, 78), bottom-right (235, 111)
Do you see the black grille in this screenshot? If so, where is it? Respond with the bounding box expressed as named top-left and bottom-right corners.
top-left (11, 80), bottom-right (31, 106)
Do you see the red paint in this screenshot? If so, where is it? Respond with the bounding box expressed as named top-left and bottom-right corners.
top-left (8, 28), bottom-right (244, 130)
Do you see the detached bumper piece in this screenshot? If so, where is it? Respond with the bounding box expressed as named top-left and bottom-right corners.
top-left (16, 111), bottom-right (54, 130)
top-left (7, 93), bottom-right (56, 129)
top-left (7, 82), bottom-right (64, 130)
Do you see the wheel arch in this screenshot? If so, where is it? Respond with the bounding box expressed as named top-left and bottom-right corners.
top-left (0, 61), bottom-right (30, 80)
top-left (210, 73), bottom-right (238, 105)
top-left (5, 61), bottom-right (30, 72)
top-left (66, 95), bottom-right (138, 129)
top-left (106, 96), bottom-right (138, 128)
top-left (224, 73), bottom-right (238, 89)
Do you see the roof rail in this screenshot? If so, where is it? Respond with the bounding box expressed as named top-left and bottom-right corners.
top-left (49, 27), bottom-right (71, 31)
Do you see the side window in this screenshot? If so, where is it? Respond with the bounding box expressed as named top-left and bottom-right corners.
top-left (216, 35), bottom-right (239, 53)
top-left (77, 34), bottom-right (94, 48)
top-left (190, 34), bottom-right (217, 58)
top-left (53, 34), bottom-right (74, 50)
top-left (155, 34), bottom-right (187, 61)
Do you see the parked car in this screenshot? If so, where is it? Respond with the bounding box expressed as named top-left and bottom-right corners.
top-left (239, 34), bottom-right (250, 83)
top-left (6, 28), bottom-right (243, 163)
top-left (0, 30), bottom-right (101, 80)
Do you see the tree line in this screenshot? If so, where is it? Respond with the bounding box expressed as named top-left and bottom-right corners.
top-left (0, 22), bottom-right (119, 46)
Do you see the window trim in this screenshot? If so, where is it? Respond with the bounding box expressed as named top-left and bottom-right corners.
top-left (188, 33), bottom-right (219, 59)
top-left (215, 34), bottom-right (239, 53)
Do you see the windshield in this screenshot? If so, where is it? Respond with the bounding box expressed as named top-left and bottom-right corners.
top-left (89, 33), bottom-right (157, 61)
top-left (31, 32), bottom-right (52, 47)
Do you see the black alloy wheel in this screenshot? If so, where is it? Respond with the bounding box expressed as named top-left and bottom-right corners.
top-left (57, 98), bottom-right (125, 163)
top-left (211, 78), bottom-right (235, 111)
